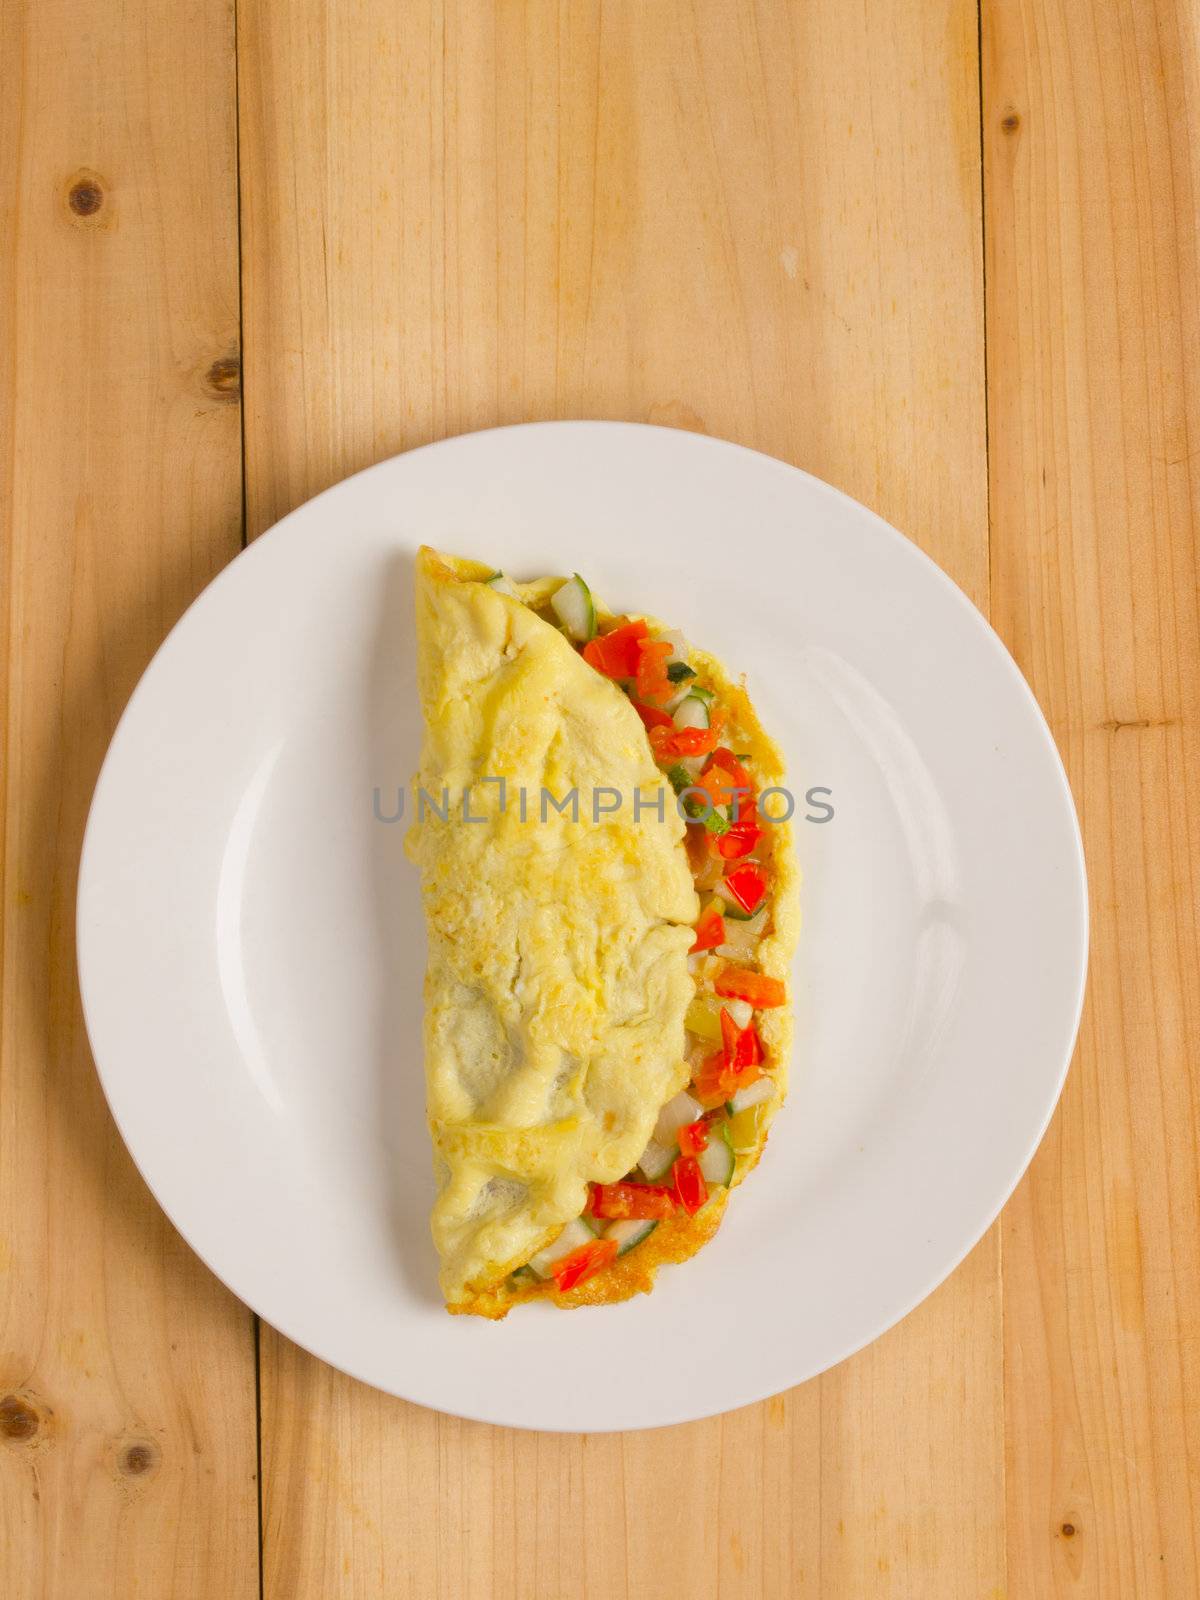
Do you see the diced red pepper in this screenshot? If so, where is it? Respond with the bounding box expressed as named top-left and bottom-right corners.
top-left (709, 805), bottom-right (763, 860)
top-left (693, 1048), bottom-right (733, 1108)
top-left (677, 1119), bottom-right (709, 1159)
top-left (741, 1025), bottom-right (764, 1067)
top-left (722, 862), bottom-right (768, 915)
top-left (695, 1010), bottom-right (765, 1105)
top-left (719, 1007), bottom-right (764, 1070)
top-left (712, 830), bottom-right (761, 861)
top-left (550, 1237), bottom-right (620, 1291)
top-left (649, 711), bottom-right (727, 762)
top-left (703, 748), bottom-right (752, 790)
top-left (589, 1182), bottom-right (677, 1220)
top-left (672, 1155), bottom-right (709, 1216)
top-left (719, 1006), bottom-right (740, 1059)
top-left (693, 762), bottom-right (748, 813)
top-left (631, 699), bottom-right (675, 729)
top-left (696, 1059), bottom-right (729, 1108)
top-left (582, 619), bottom-right (648, 680)
top-left (634, 638), bottom-right (674, 706)
top-left (689, 902), bottom-right (726, 953)
top-left (714, 966), bottom-right (787, 1008)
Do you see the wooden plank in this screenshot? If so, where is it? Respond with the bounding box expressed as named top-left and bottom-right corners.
top-left (0, 2), bottom-right (260, 1596)
top-left (984, 0), bottom-right (1200, 1593)
top-left (239, 1), bottom-right (993, 1594)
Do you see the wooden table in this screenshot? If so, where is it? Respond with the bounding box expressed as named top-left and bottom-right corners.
top-left (3, 2), bottom-right (1197, 1594)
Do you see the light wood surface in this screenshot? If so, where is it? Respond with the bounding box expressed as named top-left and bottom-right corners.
top-left (0, 2), bottom-right (259, 1598)
top-left (3, 0), bottom-right (1196, 1594)
top-left (240, 3), bottom-right (997, 1596)
top-left (985, 1), bottom-right (1200, 1593)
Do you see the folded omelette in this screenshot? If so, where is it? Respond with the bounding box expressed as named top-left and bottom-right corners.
top-left (407, 547), bottom-right (799, 1317)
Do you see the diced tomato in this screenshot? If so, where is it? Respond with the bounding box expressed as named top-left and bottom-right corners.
top-left (631, 700), bottom-right (675, 729)
top-left (708, 805), bottom-right (763, 859)
top-left (693, 762), bottom-right (749, 813)
top-left (694, 1054), bottom-right (757, 1108)
top-left (649, 711), bottom-right (727, 762)
top-left (694, 1010), bottom-right (765, 1105)
top-left (714, 966), bottom-right (787, 1008)
top-left (689, 902), bottom-right (726, 953)
top-left (719, 1007), bottom-right (763, 1071)
top-left (722, 862), bottom-right (768, 915)
top-left (551, 1237), bottom-right (620, 1291)
top-left (635, 638), bottom-right (674, 706)
top-left (589, 1182), bottom-right (676, 1220)
top-left (712, 830), bottom-right (761, 861)
top-left (677, 1119), bottom-right (709, 1159)
top-left (740, 1025), bottom-right (764, 1067)
top-left (582, 618), bottom-right (648, 680)
top-left (693, 1048), bottom-right (733, 1108)
top-left (672, 1155), bottom-right (709, 1216)
top-left (719, 1006), bottom-right (740, 1059)
top-left (703, 748), bottom-right (751, 789)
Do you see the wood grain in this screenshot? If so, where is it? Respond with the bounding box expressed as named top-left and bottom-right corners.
top-left (238, 3), bottom-right (994, 1596)
top-left (7, 0), bottom-right (1195, 1591)
top-left (984, 0), bottom-right (1200, 1593)
top-left (0, 1), bottom-right (259, 1596)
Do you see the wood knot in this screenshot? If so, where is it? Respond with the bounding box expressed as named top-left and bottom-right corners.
top-left (1061, 1522), bottom-right (1077, 1538)
top-left (69, 180), bottom-right (103, 215)
top-left (1000, 111), bottom-right (1021, 134)
top-left (0, 1394), bottom-right (40, 1442)
top-left (120, 1440), bottom-right (158, 1476)
top-left (64, 172), bottom-right (108, 225)
top-left (205, 355), bottom-right (241, 401)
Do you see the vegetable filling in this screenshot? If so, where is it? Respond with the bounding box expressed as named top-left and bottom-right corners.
top-left (489, 576), bottom-right (787, 1292)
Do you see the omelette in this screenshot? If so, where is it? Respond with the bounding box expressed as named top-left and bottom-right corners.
top-left (407, 547), bottom-right (799, 1317)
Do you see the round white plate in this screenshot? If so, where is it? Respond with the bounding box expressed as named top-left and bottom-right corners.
top-left (77, 422), bottom-right (1087, 1432)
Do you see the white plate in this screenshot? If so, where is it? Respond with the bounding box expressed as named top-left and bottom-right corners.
top-left (77, 422), bottom-right (1087, 1432)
